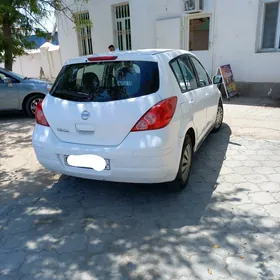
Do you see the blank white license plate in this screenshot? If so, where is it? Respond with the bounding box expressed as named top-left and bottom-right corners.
top-left (64, 155), bottom-right (110, 170)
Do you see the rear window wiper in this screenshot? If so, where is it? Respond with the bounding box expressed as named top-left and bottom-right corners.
top-left (52, 90), bottom-right (91, 100)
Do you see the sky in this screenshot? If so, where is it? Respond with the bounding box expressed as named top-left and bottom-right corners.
top-left (37, 11), bottom-right (56, 32)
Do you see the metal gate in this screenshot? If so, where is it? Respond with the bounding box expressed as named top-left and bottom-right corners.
top-left (113, 3), bottom-right (132, 51)
top-left (75, 11), bottom-right (93, 55)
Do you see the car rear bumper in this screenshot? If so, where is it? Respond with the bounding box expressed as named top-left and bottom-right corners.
top-left (32, 124), bottom-right (182, 184)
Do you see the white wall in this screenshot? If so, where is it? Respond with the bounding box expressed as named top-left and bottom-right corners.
top-left (130, 0), bottom-right (183, 49)
top-left (57, 0), bottom-right (184, 62)
top-left (57, 0), bottom-right (123, 64)
top-left (57, 10), bottom-right (80, 65)
top-left (0, 43), bottom-right (62, 81)
top-left (56, 0), bottom-right (280, 83)
top-left (212, 0), bottom-right (280, 83)
top-left (156, 17), bottom-right (182, 49)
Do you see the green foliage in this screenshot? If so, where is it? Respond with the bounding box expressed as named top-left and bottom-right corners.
top-left (0, 0), bottom-right (90, 70)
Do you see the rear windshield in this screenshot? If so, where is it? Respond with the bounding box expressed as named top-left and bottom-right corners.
top-left (50, 61), bottom-right (159, 102)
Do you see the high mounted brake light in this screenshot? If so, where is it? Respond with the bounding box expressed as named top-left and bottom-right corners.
top-left (87, 56), bottom-right (118, 61)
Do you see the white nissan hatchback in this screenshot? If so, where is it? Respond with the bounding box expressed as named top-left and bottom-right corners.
top-left (32, 49), bottom-right (223, 191)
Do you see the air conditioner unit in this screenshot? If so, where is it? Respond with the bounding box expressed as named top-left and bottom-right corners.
top-left (184, 0), bottom-right (203, 13)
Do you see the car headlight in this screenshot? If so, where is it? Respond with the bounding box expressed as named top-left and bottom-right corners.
top-left (47, 83), bottom-right (53, 92)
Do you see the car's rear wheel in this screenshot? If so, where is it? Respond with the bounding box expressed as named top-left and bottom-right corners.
top-left (24, 94), bottom-right (44, 118)
top-left (212, 100), bottom-right (224, 133)
top-left (167, 135), bottom-right (193, 192)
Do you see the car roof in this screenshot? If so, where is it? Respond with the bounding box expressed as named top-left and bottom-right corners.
top-left (64, 49), bottom-right (193, 65)
top-left (0, 67), bottom-right (15, 75)
top-left (0, 67), bottom-right (14, 76)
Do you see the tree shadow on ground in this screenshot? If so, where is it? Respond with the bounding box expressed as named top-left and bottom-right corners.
top-left (1, 123), bottom-right (280, 280)
top-left (0, 112), bottom-right (58, 204)
top-left (0, 110), bottom-right (28, 120)
top-left (0, 112), bottom-right (34, 157)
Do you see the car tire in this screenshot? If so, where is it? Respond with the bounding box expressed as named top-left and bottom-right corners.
top-left (212, 100), bottom-right (224, 133)
top-left (24, 94), bottom-right (44, 118)
top-left (167, 135), bottom-right (193, 192)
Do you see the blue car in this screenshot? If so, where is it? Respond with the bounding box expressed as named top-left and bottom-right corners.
top-left (0, 67), bottom-right (51, 117)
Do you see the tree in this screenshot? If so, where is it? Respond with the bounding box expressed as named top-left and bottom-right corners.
top-left (0, 0), bottom-right (89, 71)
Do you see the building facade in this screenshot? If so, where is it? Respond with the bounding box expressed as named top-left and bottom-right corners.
top-left (57, 0), bottom-right (280, 98)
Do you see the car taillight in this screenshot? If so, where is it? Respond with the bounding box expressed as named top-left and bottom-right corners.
top-left (35, 101), bottom-right (49, 127)
top-left (131, 96), bottom-right (178, 131)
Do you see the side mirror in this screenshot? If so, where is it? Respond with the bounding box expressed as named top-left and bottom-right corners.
top-left (3, 77), bottom-right (12, 84)
top-left (212, 75), bottom-right (223, 85)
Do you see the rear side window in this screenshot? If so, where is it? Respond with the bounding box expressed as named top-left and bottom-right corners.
top-left (190, 56), bottom-right (211, 87)
top-left (170, 55), bottom-right (197, 92)
top-left (50, 61), bottom-right (159, 102)
top-left (178, 56), bottom-right (198, 90)
top-left (170, 60), bottom-right (186, 91)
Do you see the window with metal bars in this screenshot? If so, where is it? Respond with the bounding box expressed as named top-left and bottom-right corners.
top-left (259, 0), bottom-right (280, 51)
top-left (75, 11), bottom-right (93, 56)
top-left (113, 3), bottom-right (132, 51)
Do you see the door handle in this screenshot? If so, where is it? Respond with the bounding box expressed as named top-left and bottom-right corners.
top-left (205, 93), bottom-right (210, 96)
top-left (189, 100), bottom-right (194, 104)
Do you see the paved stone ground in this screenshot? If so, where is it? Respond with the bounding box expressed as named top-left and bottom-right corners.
top-left (223, 97), bottom-right (280, 141)
top-left (0, 99), bottom-right (280, 280)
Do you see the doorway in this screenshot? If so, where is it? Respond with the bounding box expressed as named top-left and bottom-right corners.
top-left (185, 14), bottom-right (213, 76)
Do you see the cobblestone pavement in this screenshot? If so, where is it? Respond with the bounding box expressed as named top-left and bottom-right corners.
top-left (1, 102), bottom-right (280, 280)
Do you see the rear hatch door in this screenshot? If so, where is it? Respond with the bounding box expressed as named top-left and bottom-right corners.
top-left (44, 57), bottom-right (161, 146)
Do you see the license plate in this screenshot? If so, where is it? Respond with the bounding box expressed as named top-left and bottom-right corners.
top-left (64, 155), bottom-right (110, 170)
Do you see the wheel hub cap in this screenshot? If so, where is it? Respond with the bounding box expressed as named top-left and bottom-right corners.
top-left (31, 98), bottom-right (43, 114)
top-left (215, 106), bottom-right (223, 128)
top-left (182, 144), bottom-right (192, 181)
